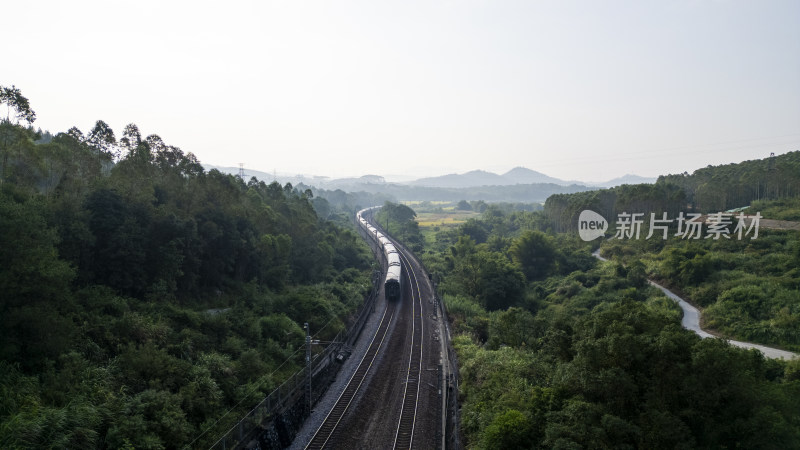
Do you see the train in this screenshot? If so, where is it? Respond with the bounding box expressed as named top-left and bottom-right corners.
top-left (357, 207), bottom-right (402, 302)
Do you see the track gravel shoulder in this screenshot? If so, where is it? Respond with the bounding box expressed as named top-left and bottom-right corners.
top-left (288, 291), bottom-right (391, 450)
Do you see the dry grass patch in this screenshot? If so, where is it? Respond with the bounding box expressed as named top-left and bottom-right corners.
top-left (416, 210), bottom-right (480, 228)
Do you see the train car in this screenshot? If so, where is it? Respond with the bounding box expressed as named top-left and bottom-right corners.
top-left (357, 206), bottom-right (402, 302)
top-left (384, 246), bottom-right (401, 302)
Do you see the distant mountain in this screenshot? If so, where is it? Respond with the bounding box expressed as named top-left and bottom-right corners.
top-left (205, 164), bottom-right (653, 198)
top-left (592, 174), bottom-right (657, 188)
top-left (320, 182), bottom-right (595, 203)
top-left (409, 170), bottom-right (508, 188)
top-left (203, 165), bottom-right (332, 187)
top-left (407, 168), bottom-right (577, 188)
top-left (322, 175), bottom-right (387, 189)
top-left (406, 168), bottom-right (655, 189)
top-left (204, 165), bottom-right (277, 181)
top-left (502, 167), bottom-right (566, 185)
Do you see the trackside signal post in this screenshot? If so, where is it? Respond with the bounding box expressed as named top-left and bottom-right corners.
top-left (305, 322), bottom-right (311, 413)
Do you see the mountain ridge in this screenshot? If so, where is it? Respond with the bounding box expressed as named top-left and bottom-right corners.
top-left (204, 164), bottom-right (655, 190)
top-left (404, 167), bottom-right (655, 188)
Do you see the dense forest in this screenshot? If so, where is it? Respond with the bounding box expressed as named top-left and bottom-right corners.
top-left (597, 201), bottom-right (800, 351)
top-left (541, 150), bottom-right (800, 349)
top-left (658, 151), bottom-right (800, 212)
top-left (0, 88), bottom-right (376, 448)
top-left (544, 150), bottom-right (800, 232)
top-left (420, 202), bottom-right (800, 448)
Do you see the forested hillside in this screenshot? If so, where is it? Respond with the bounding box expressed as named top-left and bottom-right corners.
top-left (598, 222), bottom-right (800, 350)
top-left (0, 89), bottom-right (375, 448)
top-left (418, 151), bottom-right (800, 448)
top-left (659, 151), bottom-right (800, 212)
top-left (421, 205), bottom-right (800, 449)
top-left (545, 150), bottom-right (800, 231)
top-left (541, 150), bottom-right (800, 350)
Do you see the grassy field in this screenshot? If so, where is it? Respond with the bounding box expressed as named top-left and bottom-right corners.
top-left (411, 203), bottom-right (480, 246)
top-left (403, 200), bottom-right (453, 207)
top-left (416, 210), bottom-right (479, 227)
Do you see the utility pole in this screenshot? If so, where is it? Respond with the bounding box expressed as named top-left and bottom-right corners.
top-left (768, 152), bottom-right (776, 199)
top-left (305, 322), bottom-right (311, 413)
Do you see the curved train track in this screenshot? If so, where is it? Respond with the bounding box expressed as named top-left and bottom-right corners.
top-left (393, 251), bottom-right (424, 449)
top-left (304, 302), bottom-right (396, 450)
top-left (304, 210), bottom-right (429, 450)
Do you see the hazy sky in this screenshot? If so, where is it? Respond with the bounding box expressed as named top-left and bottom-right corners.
top-left (3, 0), bottom-right (799, 181)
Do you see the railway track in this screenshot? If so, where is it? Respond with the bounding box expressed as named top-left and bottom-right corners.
top-left (304, 305), bottom-right (396, 450)
top-left (393, 252), bottom-right (424, 449)
top-left (303, 209), bottom-right (435, 449)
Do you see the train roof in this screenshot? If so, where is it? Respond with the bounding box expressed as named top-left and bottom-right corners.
top-left (386, 264), bottom-right (401, 282)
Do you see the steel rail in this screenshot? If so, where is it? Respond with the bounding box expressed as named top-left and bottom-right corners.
top-left (393, 250), bottom-right (424, 450)
top-left (304, 304), bottom-right (396, 450)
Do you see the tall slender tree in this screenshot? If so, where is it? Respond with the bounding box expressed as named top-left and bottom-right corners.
top-left (0, 85), bottom-right (36, 125)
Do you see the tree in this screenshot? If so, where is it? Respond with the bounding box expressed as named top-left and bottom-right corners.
top-left (119, 123), bottom-right (143, 158)
top-left (106, 389), bottom-right (193, 449)
top-left (85, 120), bottom-right (117, 158)
top-left (509, 230), bottom-right (556, 280)
top-left (0, 193), bottom-right (75, 369)
top-left (0, 194), bottom-right (75, 307)
top-left (489, 307), bottom-right (536, 348)
top-left (471, 200), bottom-right (488, 213)
top-left (626, 260), bottom-right (647, 288)
top-left (452, 250), bottom-right (526, 311)
top-left (66, 126), bottom-right (84, 142)
top-left (380, 201), bottom-right (417, 228)
top-left (0, 122), bottom-right (31, 184)
top-left (461, 218), bottom-right (488, 244)
top-left (375, 202), bottom-right (423, 249)
top-left (0, 85), bottom-right (36, 125)
top-left (483, 409), bottom-right (533, 450)
top-left (84, 188), bottom-right (149, 295)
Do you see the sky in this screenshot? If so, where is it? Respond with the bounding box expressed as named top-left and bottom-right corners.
top-left (3, 0), bottom-right (799, 182)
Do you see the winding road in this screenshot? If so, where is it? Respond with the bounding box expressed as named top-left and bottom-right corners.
top-left (592, 250), bottom-right (798, 360)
